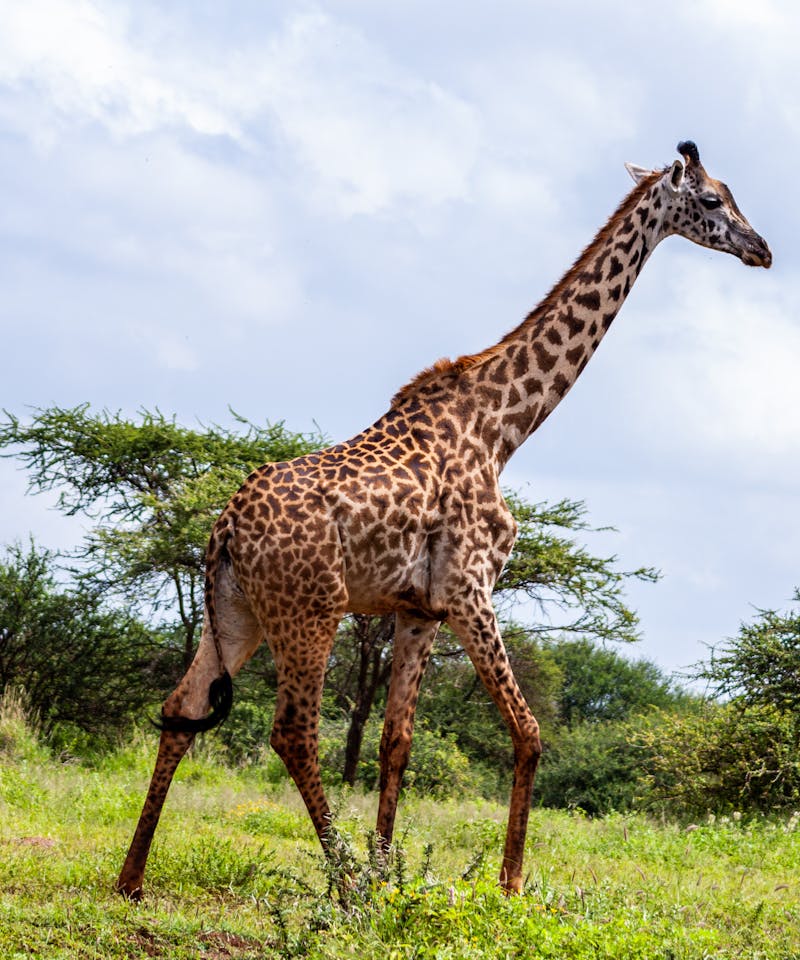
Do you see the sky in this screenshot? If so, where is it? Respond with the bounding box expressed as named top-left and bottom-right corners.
top-left (1, 0), bottom-right (798, 679)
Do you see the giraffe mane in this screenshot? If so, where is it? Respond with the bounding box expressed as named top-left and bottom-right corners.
top-left (391, 167), bottom-right (666, 408)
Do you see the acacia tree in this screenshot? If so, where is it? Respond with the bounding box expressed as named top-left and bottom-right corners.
top-left (0, 406), bottom-right (321, 671)
top-left (697, 591), bottom-right (800, 713)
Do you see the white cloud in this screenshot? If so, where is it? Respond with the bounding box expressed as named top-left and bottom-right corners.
top-left (252, 10), bottom-right (481, 217)
top-left (0, 2), bottom-right (648, 232)
top-left (465, 50), bottom-right (640, 168)
top-left (0, 0), bottom-right (235, 141)
top-left (0, 3), bottom-right (485, 220)
top-left (626, 255), bottom-right (800, 475)
top-left (685, 0), bottom-right (787, 30)
top-left (673, 0), bottom-right (800, 139)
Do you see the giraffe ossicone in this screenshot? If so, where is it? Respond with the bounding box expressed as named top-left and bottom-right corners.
top-left (117, 141), bottom-right (770, 900)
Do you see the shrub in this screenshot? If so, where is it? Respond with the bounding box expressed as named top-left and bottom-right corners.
top-left (319, 713), bottom-right (487, 799)
top-left (0, 688), bottom-right (47, 764)
top-left (215, 699), bottom-right (275, 766)
top-left (631, 701), bottom-right (800, 817)
top-left (534, 719), bottom-right (641, 814)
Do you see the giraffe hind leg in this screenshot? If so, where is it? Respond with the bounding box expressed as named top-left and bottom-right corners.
top-left (117, 565), bottom-right (261, 899)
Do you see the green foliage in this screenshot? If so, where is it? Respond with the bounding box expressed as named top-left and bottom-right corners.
top-left (0, 405), bottom-right (322, 665)
top-left (320, 713), bottom-right (486, 800)
top-left (0, 404), bottom-right (319, 518)
top-left (215, 700), bottom-right (291, 785)
top-left (546, 636), bottom-right (686, 727)
top-left (0, 687), bottom-right (47, 764)
top-left (0, 541), bottom-right (171, 740)
top-left (1, 730), bottom-right (798, 959)
top-left (496, 492), bottom-right (659, 644)
top-left (625, 595), bottom-right (800, 818)
top-left (534, 720), bottom-right (641, 815)
top-left (414, 635), bottom-right (687, 807)
top-left (631, 701), bottom-right (800, 816)
top-left (697, 590), bottom-right (800, 713)
top-left (531, 601), bottom-right (800, 820)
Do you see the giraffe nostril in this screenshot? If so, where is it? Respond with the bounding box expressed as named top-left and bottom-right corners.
top-left (751, 237), bottom-right (772, 268)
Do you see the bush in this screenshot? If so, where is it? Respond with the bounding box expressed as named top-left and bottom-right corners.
top-left (631, 701), bottom-right (800, 817)
top-left (0, 542), bottom-right (173, 742)
top-left (534, 719), bottom-right (641, 814)
top-left (215, 699), bottom-right (274, 765)
top-left (319, 713), bottom-right (488, 799)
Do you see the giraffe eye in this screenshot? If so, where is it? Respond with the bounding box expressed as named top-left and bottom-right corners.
top-left (700, 196), bottom-right (722, 210)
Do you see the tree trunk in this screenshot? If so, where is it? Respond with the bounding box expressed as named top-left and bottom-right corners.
top-left (342, 696), bottom-right (371, 785)
top-left (341, 615), bottom-right (394, 785)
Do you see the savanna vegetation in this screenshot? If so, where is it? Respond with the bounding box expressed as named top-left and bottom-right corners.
top-left (1, 690), bottom-right (799, 959)
top-left (1, 405), bottom-right (799, 957)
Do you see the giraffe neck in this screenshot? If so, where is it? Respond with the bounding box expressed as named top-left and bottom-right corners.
top-left (394, 170), bottom-right (670, 471)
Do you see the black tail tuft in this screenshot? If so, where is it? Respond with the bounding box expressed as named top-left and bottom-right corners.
top-left (152, 670), bottom-right (234, 734)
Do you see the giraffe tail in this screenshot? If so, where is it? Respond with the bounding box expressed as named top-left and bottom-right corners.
top-left (153, 516), bottom-right (234, 734)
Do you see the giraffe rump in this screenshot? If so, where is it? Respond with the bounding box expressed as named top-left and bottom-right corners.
top-left (151, 518), bottom-right (236, 734)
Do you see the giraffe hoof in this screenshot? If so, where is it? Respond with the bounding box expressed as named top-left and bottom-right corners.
top-left (500, 874), bottom-right (524, 896)
top-left (116, 879), bottom-right (144, 901)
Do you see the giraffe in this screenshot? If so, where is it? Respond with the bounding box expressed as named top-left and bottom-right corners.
top-left (117, 141), bottom-right (771, 899)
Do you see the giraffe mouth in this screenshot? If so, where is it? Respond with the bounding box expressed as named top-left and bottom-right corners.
top-left (740, 235), bottom-right (772, 268)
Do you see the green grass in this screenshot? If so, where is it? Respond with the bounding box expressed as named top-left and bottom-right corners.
top-left (1, 700), bottom-right (799, 958)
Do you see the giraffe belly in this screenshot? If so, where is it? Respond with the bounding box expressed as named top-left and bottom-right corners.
top-left (340, 521), bottom-right (441, 618)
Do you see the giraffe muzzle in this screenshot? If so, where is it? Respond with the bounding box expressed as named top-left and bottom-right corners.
top-left (740, 233), bottom-right (772, 268)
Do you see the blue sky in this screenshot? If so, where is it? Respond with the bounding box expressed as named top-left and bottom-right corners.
top-left (1, 1), bottom-right (798, 676)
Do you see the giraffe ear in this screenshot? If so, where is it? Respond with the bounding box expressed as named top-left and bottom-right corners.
top-left (667, 158), bottom-right (684, 193)
top-left (624, 162), bottom-right (653, 184)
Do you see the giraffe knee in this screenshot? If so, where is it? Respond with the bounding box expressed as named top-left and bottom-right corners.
top-left (270, 707), bottom-right (318, 768)
top-left (515, 721), bottom-right (542, 768)
top-left (378, 722), bottom-right (414, 791)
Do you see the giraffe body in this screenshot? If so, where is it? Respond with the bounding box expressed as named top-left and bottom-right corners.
top-left (118, 142), bottom-right (771, 899)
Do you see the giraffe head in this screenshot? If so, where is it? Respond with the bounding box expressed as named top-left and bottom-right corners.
top-left (626, 140), bottom-right (771, 268)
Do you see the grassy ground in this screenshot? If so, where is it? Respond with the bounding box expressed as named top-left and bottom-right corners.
top-left (1, 704), bottom-right (799, 958)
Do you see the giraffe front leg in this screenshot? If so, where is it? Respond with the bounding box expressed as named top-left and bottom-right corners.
top-left (448, 602), bottom-right (542, 894)
top-left (376, 613), bottom-right (440, 853)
